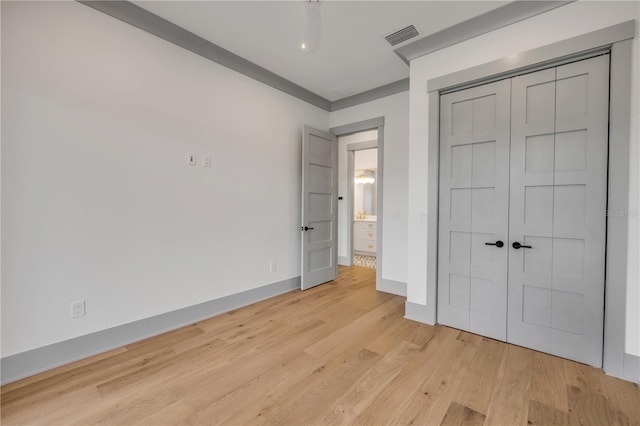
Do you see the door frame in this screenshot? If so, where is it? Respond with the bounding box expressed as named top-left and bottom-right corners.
top-left (347, 141), bottom-right (378, 266)
top-left (331, 117), bottom-right (385, 290)
top-left (424, 21), bottom-right (635, 379)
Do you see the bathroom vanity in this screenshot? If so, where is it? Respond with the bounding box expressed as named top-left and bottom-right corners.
top-left (354, 218), bottom-right (376, 255)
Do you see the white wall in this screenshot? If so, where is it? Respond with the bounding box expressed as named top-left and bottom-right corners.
top-left (407, 1), bottom-right (639, 355)
top-left (330, 92), bottom-right (410, 284)
top-left (1, 1), bottom-right (328, 357)
top-left (354, 149), bottom-right (377, 171)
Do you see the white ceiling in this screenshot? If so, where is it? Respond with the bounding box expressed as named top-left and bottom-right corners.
top-left (133, 1), bottom-right (508, 101)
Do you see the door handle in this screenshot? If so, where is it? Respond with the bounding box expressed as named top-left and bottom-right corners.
top-left (485, 240), bottom-right (504, 248)
top-left (512, 242), bottom-right (532, 249)
top-left (301, 226), bottom-right (315, 231)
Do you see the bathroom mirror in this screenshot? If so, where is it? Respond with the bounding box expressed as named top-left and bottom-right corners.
top-left (354, 169), bottom-right (377, 216)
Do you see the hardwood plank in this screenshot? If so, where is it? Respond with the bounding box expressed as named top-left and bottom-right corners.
top-left (440, 401), bottom-right (486, 426)
top-left (530, 351), bottom-right (569, 412)
top-left (256, 349), bottom-right (382, 425)
top-left (397, 332), bottom-right (480, 426)
top-left (318, 340), bottom-right (421, 425)
top-left (453, 337), bottom-right (506, 416)
top-left (484, 344), bottom-right (535, 426)
top-left (353, 325), bottom-right (457, 425)
top-left (304, 297), bottom-right (405, 362)
top-left (599, 373), bottom-right (640, 424)
top-left (527, 399), bottom-right (575, 426)
top-left (567, 384), bottom-right (630, 426)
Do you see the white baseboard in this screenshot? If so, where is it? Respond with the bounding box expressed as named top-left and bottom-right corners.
top-left (377, 279), bottom-right (406, 297)
top-left (623, 352), bottom-right (640, 383)
top-left (1, 277), bottom-right (299, 385)
top-left (404, 301), bottom-right (435, 325)
top-left (338, 256), bottom-right (351, 266)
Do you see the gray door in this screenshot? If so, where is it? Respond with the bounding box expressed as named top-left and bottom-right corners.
top-left (301, 126), bottom-right (338, 290)
top-left (508, 55), bottom-right (609, 367)
top-left (437, 55), bottom-right (609, 366)
top-left (437, 80), bottom-right (511, 341)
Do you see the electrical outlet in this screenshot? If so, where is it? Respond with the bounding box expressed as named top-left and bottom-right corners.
top-left (202, 154), bottom-right (212, 167)
top-left (71, 300), bottom-right (85, 319)
top-left (187, 152), bottom-right (196, 166)
top-left (269, 261), bottom-right (277, 273)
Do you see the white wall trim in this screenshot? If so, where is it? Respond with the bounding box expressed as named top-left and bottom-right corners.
top-left (427, 20), bottom-right (635, 93)
top-left (395, 0), bottom-right (574, 63)
top-left (405, 301), bottom-right (434, 325)
top-left (623, 353), bottom-right (640, 383)
top-left (1, 276), bottom-right (299, 385)
top-left (378, 279), bottom-right (407, 297)
top-left (79, 1), bottom-right (409, 112)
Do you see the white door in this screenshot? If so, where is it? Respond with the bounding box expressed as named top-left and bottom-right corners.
top-left (437, 80), bottom-right (511, 341)
top-left (301, 126), bottom-right (338, 290)
top-left (508, 55), bottom-right (609, 366)
top-left (437, 55), bottom-right (609, 367)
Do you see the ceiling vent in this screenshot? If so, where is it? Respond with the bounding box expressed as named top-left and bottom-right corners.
top-left (384, 25), bottom-right (419, 46)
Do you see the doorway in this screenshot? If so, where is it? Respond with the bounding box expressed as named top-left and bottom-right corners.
top-left (331, 117), bottom-right (385, 290)
top-left (437, 54), bottom-right (609, 367)
top-left (353, 148), bottom-right (378, 269)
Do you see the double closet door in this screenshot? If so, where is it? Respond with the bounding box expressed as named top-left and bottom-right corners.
top-left (437, 54), bottom-right (609, 367)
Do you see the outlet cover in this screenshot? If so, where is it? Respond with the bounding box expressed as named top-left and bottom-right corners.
top-left (269, 261), bottom-right (277, 273)
top-left (203, 154), bottom-right (212, 167)
top-left (71, 300), bottom-right (86, 318)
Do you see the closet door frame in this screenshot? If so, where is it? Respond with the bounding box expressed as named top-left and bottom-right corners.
top-left (423, 21), bottom-right (635, 380)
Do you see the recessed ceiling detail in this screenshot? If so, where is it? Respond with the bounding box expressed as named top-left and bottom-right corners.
top-left (384, 25), bottom-right (419, 46)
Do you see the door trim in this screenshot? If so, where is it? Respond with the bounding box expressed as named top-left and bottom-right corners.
top-left (331, 117), bottom-right (386, 292)
top-left (425, 21), bottom-right (635, 379)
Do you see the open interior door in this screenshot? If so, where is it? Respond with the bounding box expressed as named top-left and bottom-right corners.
top-left (301, 126), bottom-right (338, 290)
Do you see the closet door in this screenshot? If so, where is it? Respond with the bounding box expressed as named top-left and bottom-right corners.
top-left (437, 80), bottom-right (511, 341)
top-left (507, 55), bottom-right (609, 366)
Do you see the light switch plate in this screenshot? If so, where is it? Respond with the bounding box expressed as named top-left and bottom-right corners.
top-left (203, 154), bottom-right (212, 167)
top-left (187, 153), bottom-right (196, 166)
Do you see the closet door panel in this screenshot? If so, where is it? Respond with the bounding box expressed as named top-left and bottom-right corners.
top-left (437, 80), bottom-right (511, 341)
top-left (508, 55), bottom-right (609, 367)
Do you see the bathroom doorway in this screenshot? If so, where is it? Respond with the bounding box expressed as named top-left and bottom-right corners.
top-left (353, 148), bottom-right (378, 268)
top-left (331, 117), bottom-right (384, 289)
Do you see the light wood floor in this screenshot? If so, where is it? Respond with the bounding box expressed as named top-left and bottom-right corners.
top-left (2, 266), bottom-right (638, 425)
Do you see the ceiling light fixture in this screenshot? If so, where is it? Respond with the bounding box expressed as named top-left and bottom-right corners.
top-left (301, 0), bottom-right (322, 53)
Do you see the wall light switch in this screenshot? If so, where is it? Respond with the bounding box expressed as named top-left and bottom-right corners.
top-left (203, 154), bottom-right (212, 167)
top-left (187, 153), bottom-right (196, 166)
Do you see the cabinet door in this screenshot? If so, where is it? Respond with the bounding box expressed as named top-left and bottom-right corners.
top-left (437, 79), bottom-right (511, 341)
top-left (507, 55), bottom-right (609, 366)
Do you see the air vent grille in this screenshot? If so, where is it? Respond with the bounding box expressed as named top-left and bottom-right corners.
top-left (385, 25), bottom-right (419, 46)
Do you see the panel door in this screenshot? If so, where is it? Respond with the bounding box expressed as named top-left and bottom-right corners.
top-left (437, 80), bottom-right (511, 341)
top-left (507, 55), bottom-right (609, 366)
top-left (301, 126), bottom-right (338, 290)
